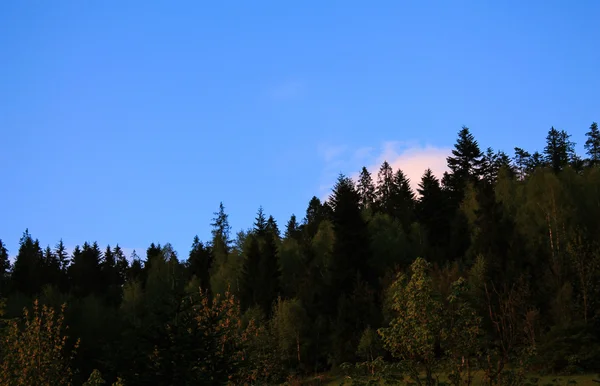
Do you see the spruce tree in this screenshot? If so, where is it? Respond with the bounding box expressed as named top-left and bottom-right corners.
top-left (284, 214), bottom-right (301, 241)
top-left (357, 166), bottom-right (376, 210)
top-left (442, 126), bottom-right (483, 205)
top-left (113, 245), bottom-right (129, 285)
top-left (187, 236), bottom-right (213, 293)
top-left (417, 169), bottom-right (448, 261)
top-left (514, 147), bottom-right (531, 180)
top-left (240, 234), bottom-right (261, 311)
top-left (210, 202), bottom-right (232, 259)
top-left (391, 168), bottom-right (415, 231)
top-left (41, 245), bottom-right (61, 289)
top-left (375, 161), bottom-right (395, 214)
top-left (11, 229), bottom-right (44, 296)
top-left (303, 196), bottom-right (327, 239)
top-left (0, 239), bottom-right (10, 294)
top-left (544, 126), bottom-right (575, 173)
top-left (329, 174), bottom-right (372, 293)
top-left (259, 223), bottom-right (281, 316)
top-left (585, 122), bottom-right (600, 165)
top-left (266, 215), bottom-right (280, 241)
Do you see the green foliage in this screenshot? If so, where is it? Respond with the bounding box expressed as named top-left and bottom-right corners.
top-left (0, 300), bottom-right (79, 386)
top-left (378, 257), bottom-right (445, 385)
top-left (2, 124), bottom-right (600, 384)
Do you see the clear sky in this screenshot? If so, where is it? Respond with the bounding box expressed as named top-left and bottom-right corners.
top-left (1, 1), bottom-right (599, 258)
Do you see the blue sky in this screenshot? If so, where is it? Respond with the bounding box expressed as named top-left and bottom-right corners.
top-left (1, 0), bottom-right (599, 258)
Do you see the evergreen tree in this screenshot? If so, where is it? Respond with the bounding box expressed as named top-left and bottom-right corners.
top-left (11, 229), bottom-right (44, 295)
top-left (211, 202), bottom-right (232, 253)
top-left (391, 168), bottom-right (415, 231)
top-left (240, 234), bottom-right (261, 311)
top-left (69, 241), bottom-right (103, 297)
top-left (585, 122), bottom-right (600, 165)
top-left (41, 245), bottom-right (61, 289)
top-left (442, 126), bottom-right (483, 205)
top-left (284, 214), bottom-right (301, 241)
top-left (0, 239), bottom-right (10, 294)
top-left (187, 236), bottom-right (213, 293)
top-left (375, 161), bottom-right (395, 214)
top-left (417, 169), bottom-right (448, 261)
top-left (357, 166), bottom-right (376, 210)
top-left (302, 196), bottom-right (327, 239)
top-left (266, 215), bottom-right (280, 241)
top-left (113, 244), bottom-right (129, 287)
top-left (514, 147), bottom-right (531, 180)
top-left (54, 239), bottom-right (70, 272)
top-left (254, 206), bottom-right (268, 237)
top-left (329, 174), bottom-right (372, 293)
top-left (544, 126), bottom-right (575, 173)
top-left (259, 223), bottom-right (281, 316)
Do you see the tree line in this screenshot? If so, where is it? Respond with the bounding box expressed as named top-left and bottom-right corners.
top-left (1, 122), bottom-right (599, 385)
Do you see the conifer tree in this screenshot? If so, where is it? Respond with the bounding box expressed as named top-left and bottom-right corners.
top-left (240, 234), bottom-right (261, 311)
top-left (417, 169), bottom-right (448, 260)
top-left (254, 206), bottom-right (267, 237)
top-left (41, 245), bottom-right (61, 289)
top-left (0, 239), bottom-right (10, 294)
top-left (329, 174), bottom-right (372, 292)
top-left (391, 168), bottom-right (415, 231)
top-left (303, 196), bottom-right (327, 239)
top-left (357, 166), bottom-right (376, 210)
top-left (442, 126), bottom-right (483, 205)
top-left (544, 126), bottom-right (576, 173)
top-left (187, 236), bottom-right (213, 293)
top-left (11, 229), bottom-right (44, 295)
top-left (585, 122), bottom-right (600, 165)
top-left (284, 214), bottom-right (301, 241)
top-left (375, 161), bottom-right (395, 214)
top-left (514, 147), bottom-right (531, 180)
top-left (266, 215), bottom-right (280, 241)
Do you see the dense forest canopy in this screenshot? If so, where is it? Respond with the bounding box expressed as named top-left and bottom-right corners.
top-left (1, 123), bottom-right (600, 385)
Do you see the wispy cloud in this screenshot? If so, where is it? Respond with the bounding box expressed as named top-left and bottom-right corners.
top-left (268, 80), bottom-right (305, 101)
top-left (318, 141), bottom-right (451, 202)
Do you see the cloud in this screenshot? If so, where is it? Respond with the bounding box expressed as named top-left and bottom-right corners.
top-left (268, 80), bottom-right (305, 101)
top-left (318, 141), bottom-right (451, 202)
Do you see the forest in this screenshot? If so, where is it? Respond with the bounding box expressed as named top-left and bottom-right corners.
top-left (1, 123), bottom-right (600, 386)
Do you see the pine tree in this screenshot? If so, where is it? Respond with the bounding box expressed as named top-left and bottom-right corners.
top-left (442, 126), bottom-right (483, 205)
top-left (357, 166), bottom-right (376, 210)
top-left (284, 214), bottom-right (301, 241)
top-left (514, 147), bottom-right (531, 180)
top-left (210, 202), bottom-right (232, 271)
top-left (266, 215), bottom-right (280, 241)
top-left (41, 245), bottom-right (61, 289)
top-left (240, 234), bottom-right (261, 310)
top-left (544, 126), bottom-right (575, 173)
top-left (259, 224), bottom-right (281, 316)
top-left (329, 174), bottom-right (372, 292)
top-left (254, 206), bottom-right (268, 237)
top-left (53, 239), bottom-right (69, 271)
top-left (113, 244), bottom-right (129, 286)
top-left (391, 168), bottom-right (416, 231)
top-left (375, 161), bottom-right (395, 214)
top-left (0, 239), bottom-right (10, 294)
top-left (585, 122), bottom-right (600, 165)
top-left (302, 196), bottom-right (327, 239)
top-left (69, 242), bottom-right (103, 297)
top-left (187, 236), bottom-right (213, 293)
top-left (11, 229), bottom-right (44, 296)
top-left (417, 169), bottom-right (448, 261)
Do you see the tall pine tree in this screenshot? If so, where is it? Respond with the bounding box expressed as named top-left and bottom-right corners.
top-left (357, 166), bottom-right (376, 211)
top-left (585, 122), bottom-right (600, 166)
top-left (544, 126), bottom-right (575, 173)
